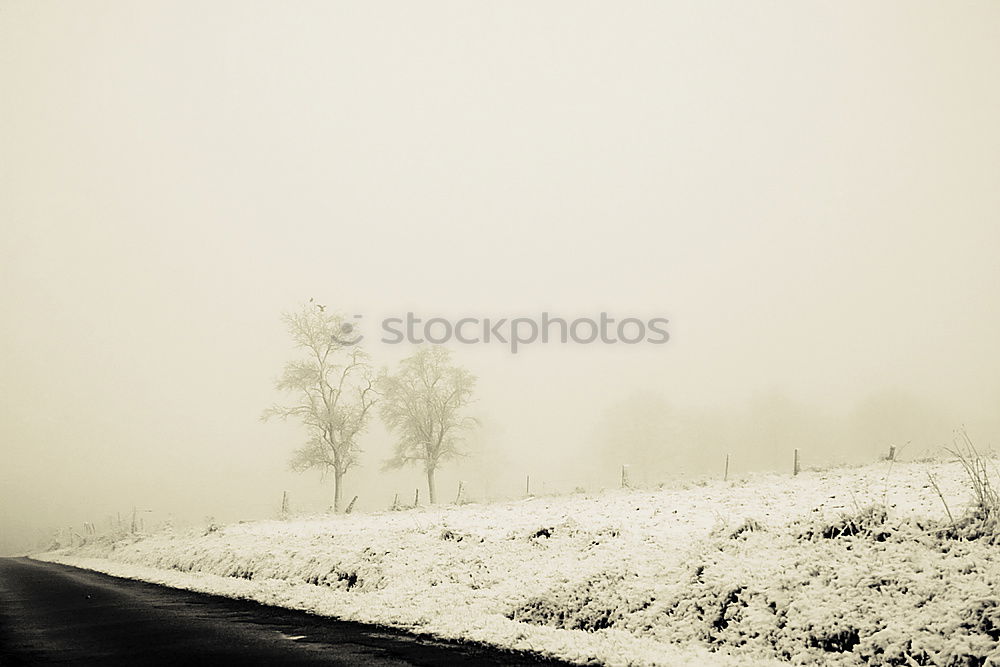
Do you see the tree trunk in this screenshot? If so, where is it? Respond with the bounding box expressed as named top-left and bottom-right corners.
top-left (426, 467), bottom-right (437, 504)
top-left (333, 468), bottom-right (344, 513)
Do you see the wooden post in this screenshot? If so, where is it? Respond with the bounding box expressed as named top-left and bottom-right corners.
top-left (526, 475), bottom-right (531, 496)
top-left (724, 454), bottom-right (730, 482)
top-left (281, 490), bottom-right (289, 517)
top-left (345, 495), bottom-right (358, 514)
top-left (888, 445), bottom-right (896, 461)
top-left (793, 448), bottom-right (800, 476)
top-left (455, 481), bottom-right (464, 505)
top-left (391, 492), bottom-right (399, 511)
top-left (414, 488), bottom-right (420, 507)
top-left (621, 464), bottom-right (630, 489)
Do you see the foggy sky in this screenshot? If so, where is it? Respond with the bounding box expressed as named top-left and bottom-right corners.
top-left (2, 1), bottom-right (999, 552)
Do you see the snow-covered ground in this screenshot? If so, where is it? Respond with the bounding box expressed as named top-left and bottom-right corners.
top-left (36, 460), bottom-right (999, 666)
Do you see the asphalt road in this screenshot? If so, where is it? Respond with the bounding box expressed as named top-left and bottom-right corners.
top-left (0, 558), bottom-right (569, 666)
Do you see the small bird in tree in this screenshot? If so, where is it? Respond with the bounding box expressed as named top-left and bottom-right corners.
top-left (379, 345), bottom-right (477, 504)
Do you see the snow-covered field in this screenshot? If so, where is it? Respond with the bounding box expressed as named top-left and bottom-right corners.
top-left (36, 461), bottom-right (1000, 666)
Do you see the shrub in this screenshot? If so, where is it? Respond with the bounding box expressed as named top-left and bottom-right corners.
top-left (945, 433), bottom-right (1000, 542)
top-left (799, 505), bottom-right (891, 542)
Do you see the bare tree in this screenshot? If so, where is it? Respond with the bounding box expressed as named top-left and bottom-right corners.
top-left (263, 302), bottom-right (376, 512)
top-left (379, 345), bottom-right (477, 504)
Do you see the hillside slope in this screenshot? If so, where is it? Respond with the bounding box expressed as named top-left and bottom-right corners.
top-left (36, 461), bottom-right (998, 666)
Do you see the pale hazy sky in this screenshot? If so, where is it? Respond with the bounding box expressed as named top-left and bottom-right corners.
top-left (2, 1), bottom-right (999, 549)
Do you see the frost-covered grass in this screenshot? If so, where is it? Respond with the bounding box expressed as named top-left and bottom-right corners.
top-left (35, 460), bottom-right (1000, 666)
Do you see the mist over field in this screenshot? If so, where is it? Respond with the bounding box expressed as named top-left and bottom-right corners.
top-left (2, 1), bottom-right (999, 556)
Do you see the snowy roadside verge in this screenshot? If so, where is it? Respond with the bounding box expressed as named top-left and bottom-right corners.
top-left (35, 461), bottom-right (993, 666)
top-left (30, 555), bottom-right (752, 666)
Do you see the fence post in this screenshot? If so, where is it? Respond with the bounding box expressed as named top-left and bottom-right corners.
top-left (793, 448), bottom-right (800, 476)
top-left (724, 454), bottom-right (730, 482)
